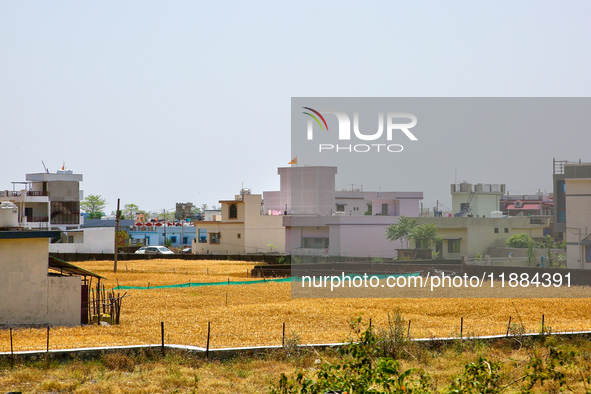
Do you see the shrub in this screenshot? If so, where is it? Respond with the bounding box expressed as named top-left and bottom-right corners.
top-left (506, 233), bottom-right (534, 248)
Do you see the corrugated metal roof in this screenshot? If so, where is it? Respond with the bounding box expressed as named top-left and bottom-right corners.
top-left (48, 256), bottom-right (106, 279)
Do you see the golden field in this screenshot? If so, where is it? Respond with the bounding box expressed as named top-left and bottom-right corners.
top-left (1, 259), bottom-right (591, 353)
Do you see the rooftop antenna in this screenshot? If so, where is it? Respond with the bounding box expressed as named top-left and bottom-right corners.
top-left (42, 161), bottom-right (49, 173)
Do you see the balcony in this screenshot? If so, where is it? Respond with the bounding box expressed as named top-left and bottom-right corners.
top-left (0, 190), bottom-right (48, 197)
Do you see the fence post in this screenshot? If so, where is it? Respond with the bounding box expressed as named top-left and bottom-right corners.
top-left (407, 320), bottom-right (411, 339)
top-left (46, 326), bottom-right (50, 353)
top-left (161, 321), bottom-right (165, 356)
top-left (206, 321), bottom-right (211, 359)
top-left (506, 316), bottom-right (512, 337)
top-left (282, 322), bottom-right (285, 347)
top-left (10, 328), bottom-right (13, 356)
top-left (541, 314), bottom-right (545, 335)
top-left (460, 317), bottom-right (463, 340)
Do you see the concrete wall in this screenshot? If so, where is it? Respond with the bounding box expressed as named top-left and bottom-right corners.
top-left (192, 194), bottom-right (285, 254)
top-left (0, 238), bottom-right (49, 327)
top-left (565, 178), bottom-right (591, 269)
top-left (47, 180), bottom-right (80, 202)
top-left (416, 217), bottom-right (547, 257)
top-left (47, 275), bottom-right (81, 326)
top-left (486, 247), bottom-right (565, 258)
top-left (49, 227), bottom-right (114, 254)
top-left (278, 166), bottom-right (337, 215)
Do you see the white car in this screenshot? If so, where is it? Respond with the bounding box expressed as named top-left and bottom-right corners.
top-left (134, 246), bottom-right (174, 255)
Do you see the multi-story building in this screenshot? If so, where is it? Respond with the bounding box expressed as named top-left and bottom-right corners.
top-left (553, 159), bottom-right (591, 268)
top-left (0, 169), bottom-right (83, 231)
top-left (0, 168), bottom-right (114, 253)
top-left (451, 182), bottom-right (505, 217)
top-left (191, 192), bottom-right (285, 255)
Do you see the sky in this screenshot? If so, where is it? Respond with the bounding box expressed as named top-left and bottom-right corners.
top-left (1, 1), bottom-right (590, 215)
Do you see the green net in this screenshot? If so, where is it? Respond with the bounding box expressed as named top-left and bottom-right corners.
top-left (112, 272), bottom-right (419, 290)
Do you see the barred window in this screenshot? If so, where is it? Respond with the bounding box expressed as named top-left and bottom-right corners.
top-left (50, 201), bottom-right (80, 224)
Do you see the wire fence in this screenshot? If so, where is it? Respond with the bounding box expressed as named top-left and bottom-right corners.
top-left (2, 316), bottom-right (590, 354)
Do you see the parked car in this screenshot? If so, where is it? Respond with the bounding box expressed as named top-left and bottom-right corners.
top-left (134, 246), bottom-right (174, 255)
top-left (180, 247), bottom-right (193, 254)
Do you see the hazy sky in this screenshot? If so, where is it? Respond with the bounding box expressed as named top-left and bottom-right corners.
top-left (1, 1), bottom-right (590, 215)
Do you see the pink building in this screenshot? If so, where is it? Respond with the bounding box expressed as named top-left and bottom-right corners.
top-left (263, 166), bottom-right (423, 258)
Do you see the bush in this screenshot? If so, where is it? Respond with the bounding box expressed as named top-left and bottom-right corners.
top-left (506, 233), bottom-right (534, 248)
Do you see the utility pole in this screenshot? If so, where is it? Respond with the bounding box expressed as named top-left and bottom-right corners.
top-left (114, 198), bottom-right (120, 273)
top-left (163, 209), bottom-right (166, 245)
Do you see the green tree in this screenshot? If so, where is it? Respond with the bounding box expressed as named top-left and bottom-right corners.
top-left (116, 230), bottom-right (130, 248)
top-left (506, 233), bottom-right (534, 248)
top-left (122, 204), bottom-right (140, 220)
top-left (409, 223), bottom-right (442, 250)
top-left (364, 202), bottom-right (372, 216)
top-left (201, 204), bottom-right (208, 212)
top-left (80, 194), bottom-right (106, 218)
top-left (385, 216), bottom-right (418, 249)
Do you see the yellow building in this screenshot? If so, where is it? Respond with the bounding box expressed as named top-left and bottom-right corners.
top-left (414, 216), bottom-right (549, 259)
top-left (191, 193), bottom-right (285, 255)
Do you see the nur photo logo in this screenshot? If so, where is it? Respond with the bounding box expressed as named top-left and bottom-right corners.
top-left (301, 107), bottom-right (418, 153)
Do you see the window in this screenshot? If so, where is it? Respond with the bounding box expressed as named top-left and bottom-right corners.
top-left (51, 201), bottom-right (80, 224)
top-left (302, 237), bottom-right (329, 249)
top-left (586, 246), bottom-right (591, 263)
top-left (198, 229), bottom-right (207, 243)
top-left (229, 204), bottom-right (238, 219)
top-left (210, 233), bottom-right (220, 244)
top-left (448, 239), bottom-right (460, 253)
top-left (494, 228), bottom-right (499, 233)
top-left (504, 228), bottom-right (509, 233)
top-left (336, 204), bottom-right (345, 212)
top-left (170, 236), bottom-right (177, 243)
top-left (183, 237), bottom-right (189, 245)
top-left (67, 235), bottom-right (74, 243)
top-left (237, 233), bottom-right (241, 239)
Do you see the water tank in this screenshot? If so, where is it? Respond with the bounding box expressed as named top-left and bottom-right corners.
top-left (0, 202), bottom-right (19, 227)
top-left (490, 211), bottom-right (503, 218)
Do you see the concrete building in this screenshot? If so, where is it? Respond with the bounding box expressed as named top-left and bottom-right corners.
top-left (415, 216), bottom-right (550, 259)
top-left (264, 166), bottom-right (423, 258)
top-left (500, 192), bottom-right (553, 217)
top-left (0, 169), bottom-right (83, 231)
top-left (191, 192), bottom-right (285, 254)
top-left (129, 223), bottom-right (197, 248)
top-left (553, 159), bottom-right (591, 268)
top-left (0, 169), bottom-right (118, 253)
top-left (451, 182), bottom-right (505, 217)
top-left (263, 166), bottom-right (338, 215)
top-left (0, 230), bottom-right (103, 327)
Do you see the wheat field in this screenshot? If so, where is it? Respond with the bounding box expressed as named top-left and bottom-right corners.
top-left (1, 259), bottom-right (590, 353)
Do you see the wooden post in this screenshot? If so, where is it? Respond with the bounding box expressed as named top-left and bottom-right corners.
top-left (506, 316), bottom-right (512, 337)
top-left (206, 321), bottom-right (211, 359)
top-left (407, 320), bottom-right (411, 339)
top-left (460, 317), bottom-right (463, 339)
top-left (282, 322), bottom-right (285, 347)
top-left (114, 198), bottom-right (120, 273)
top-left (161, 321), bottom-right (165, 356)
top-left (46, 326), bottom-right (50, 353)
top-left (10, 328), bottom-right (13, 355)
top-left (541, 314), bottom-right (545, 335)
top-left (369, 318), bottom-right (372, 330)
